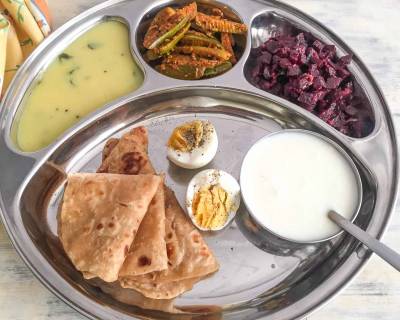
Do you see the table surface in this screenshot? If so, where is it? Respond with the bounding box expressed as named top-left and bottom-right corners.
top-left (1, 0), bottom-right (399, 319)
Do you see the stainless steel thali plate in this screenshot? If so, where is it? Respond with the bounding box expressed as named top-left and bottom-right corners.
top-left (0, 0), bottom-right (397, 319)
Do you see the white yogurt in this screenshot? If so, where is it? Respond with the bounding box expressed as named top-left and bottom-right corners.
top-left (240, 131), bottom-right (360, 242)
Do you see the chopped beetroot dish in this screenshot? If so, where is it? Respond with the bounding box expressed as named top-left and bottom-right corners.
top-left (248, 32), bottom-right (373, 137)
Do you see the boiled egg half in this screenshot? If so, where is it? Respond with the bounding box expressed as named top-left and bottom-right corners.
top-left (167, 120), bottom-right (218, 169)
top-left (186, 169), bottom-right (241, 231)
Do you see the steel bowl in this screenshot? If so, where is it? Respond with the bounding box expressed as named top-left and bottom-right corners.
top-left (240, 129), bottom-right (363, 244)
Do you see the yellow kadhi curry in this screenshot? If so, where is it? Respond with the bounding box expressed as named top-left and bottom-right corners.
top-left (16, 20), bottom-right (143, 152)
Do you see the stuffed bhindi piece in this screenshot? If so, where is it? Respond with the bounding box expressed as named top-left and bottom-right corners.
top-left (204, 61), bottom-right (232, 77)
top-left (180, 30), bottom-right (223, 49)
top-left (165, 54), bottom-right (223, 68)
top-left (195, 12), bottom-right (247, 34)
top-left (221, 32), bottom-right (237, 64)
top-left (143, 2), bottom-right (197, 49)
top-left (146, 23), bottom-right (191, 61)
top-left (157, 54), bottom-right (232, 80)
top-left (175, 45), bottom-right (232, 61)
top-left (156, 63), bottom-right (205, 80)
top-left (190, 22), bottom-right (216, 38)
top-left (143, 7), bottom-right (176, 49)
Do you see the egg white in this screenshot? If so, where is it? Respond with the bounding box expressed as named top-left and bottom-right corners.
top-left (167, 123), bottom-right (218, 169)
top-left (186, 169), bottom-right (241, 231)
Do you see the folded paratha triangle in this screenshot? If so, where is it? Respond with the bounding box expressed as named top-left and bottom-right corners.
top-left (98, 127), bottom-right (169, 277)
top-left (59, 173), bottom-right (161, 282)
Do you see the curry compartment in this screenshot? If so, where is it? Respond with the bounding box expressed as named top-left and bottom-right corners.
top-left (137, 0), bottom-right (247, 80)
top-left (10, 19), bottom-right (144, 152)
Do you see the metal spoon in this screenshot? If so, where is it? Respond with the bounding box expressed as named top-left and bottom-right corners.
top-left (329, 210), bottom-right (400, 272)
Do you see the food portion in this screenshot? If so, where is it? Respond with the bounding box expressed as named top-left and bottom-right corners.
top-left (120, 186), bottom-right (219, 299)
top-left (59, 173), bottom-right (161, 282)
top-left (192, 185), bottom-right (231, 229)
top-left (142, 2), bottom-right (247, 80)
top-left (167, 120), bottom-right (218, 169)
top-left (143, 3), bottom-right (197, 50)
top-left (240, 131), bottom-right (360, 242)
top-left (194, 12), bottom-right (247, 34)
top-left (247, 31), bottom-right (373, 137)
top-left (98, 127), bottom-right (168, 277)
top-left (59, 126), bottom-right (219, 302)
top-left (186, 169), bottom-right (241, 231)
top-left (16, 21), bottom-right (143, 152)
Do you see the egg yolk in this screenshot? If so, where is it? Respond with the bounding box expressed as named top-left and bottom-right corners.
top-left (192, 184), bottom-right (231, 229)
top-left (168, 120), bottom-right (203, 152)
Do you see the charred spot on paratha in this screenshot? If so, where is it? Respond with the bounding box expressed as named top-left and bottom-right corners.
top-left (138, 255), bottom-right (152, 267)
top-left (121, 152), bottom-right (147, 174)
top-left (118, 202), bottom-right (129, 208)
top-left (166, 243), bottom-right (175, 259)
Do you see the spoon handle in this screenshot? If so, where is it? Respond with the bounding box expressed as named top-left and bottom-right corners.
top-left (329, 211), bottom-right (400, 272)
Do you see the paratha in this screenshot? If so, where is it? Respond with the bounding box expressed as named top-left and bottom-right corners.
top-left (89, 279), bottom-right (178, 313)
top-left (98, 127), bottom-right (168, 277)
top-left (120, 187), bottom-right (219, 299)
top-left (119, 185), bottom-right (167, 276)
top-left (59, 173), bottom-right (161, 282)
top-left (120, 275), bottom-right (202, 300)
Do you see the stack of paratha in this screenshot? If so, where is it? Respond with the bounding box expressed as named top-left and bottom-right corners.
top-left (59, 126), bottom-right (219, 300)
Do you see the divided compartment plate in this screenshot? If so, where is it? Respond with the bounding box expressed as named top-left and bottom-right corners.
top-left (0, 1), bottom-right (397, 320)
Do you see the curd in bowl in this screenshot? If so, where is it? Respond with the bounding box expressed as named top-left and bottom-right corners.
top-left (240, 130), bottom-right (362, 243)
